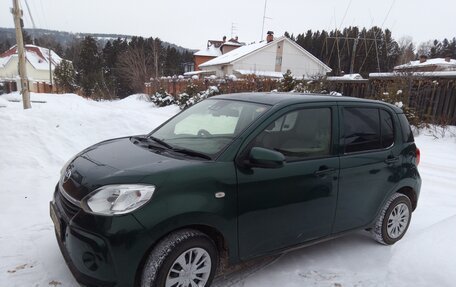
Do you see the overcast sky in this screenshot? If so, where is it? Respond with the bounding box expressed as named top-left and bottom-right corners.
top-left (0, 0), bottom-right (455, 50)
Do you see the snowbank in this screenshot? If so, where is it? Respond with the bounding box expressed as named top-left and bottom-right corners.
top-left (0, 92), bottom-right (178, 286)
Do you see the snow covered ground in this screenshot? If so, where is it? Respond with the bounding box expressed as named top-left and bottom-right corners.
top-left (0, 92), bottom-right (455, 287)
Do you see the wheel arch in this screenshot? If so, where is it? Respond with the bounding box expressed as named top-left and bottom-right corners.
top-left (396, 186), bottom-right (418, 211)
top-left (133, 224), bottom-right (231, 287)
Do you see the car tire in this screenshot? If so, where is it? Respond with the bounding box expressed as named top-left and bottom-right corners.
top-left (371, 193), bottom-right (412, 245)
top-left (140, 229), bottom-right (218, 287)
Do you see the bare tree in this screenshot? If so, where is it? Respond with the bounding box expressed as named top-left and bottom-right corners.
top-left (397, 36), bottom-right (416, 65)
top-left (117, 45), bottom-right (153, 93)
top-left (417, 40), bottom-right (433, 57)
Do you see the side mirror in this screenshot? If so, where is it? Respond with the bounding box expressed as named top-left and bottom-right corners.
top-left (249, 147), bottom-right (285, 169)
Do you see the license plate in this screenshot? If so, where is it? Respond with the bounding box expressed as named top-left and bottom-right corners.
top-left (50, 203), bottom-right (62, 239)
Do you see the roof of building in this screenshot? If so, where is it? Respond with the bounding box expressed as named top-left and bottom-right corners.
top-left (194, 39), bottom-right (245, 57)
top-left (199, 40), bottom-right (269, 67)
top-left (394, 58), bottom-right (456, 70)
top-left (370, 71), bottom-right (456, 78)
top-left (326, 73), bottom-right (367, 82)
top-left (194, 45), bottom-right (222, 57)
top-left (0, 44), bottom-right (63, 71)
top-left (199, 36), bottom-right (331, 73)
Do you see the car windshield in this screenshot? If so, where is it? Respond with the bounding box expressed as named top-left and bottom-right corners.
top-left (149, 99), bottom-right (269, 158)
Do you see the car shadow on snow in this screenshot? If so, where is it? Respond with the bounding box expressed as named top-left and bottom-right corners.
top-left (212, 231), bottom-right (383, 287)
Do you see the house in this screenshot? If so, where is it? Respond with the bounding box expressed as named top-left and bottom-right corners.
top-left (198, 32), bottom-right (331, 79)
top-left (193, 36), bottom-right (244, 71)
top-left (394, 55), bottom-right (456, 72)
top-left (0, 44), bottom-right (64, 92)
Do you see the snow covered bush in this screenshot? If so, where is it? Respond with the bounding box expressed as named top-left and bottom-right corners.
top-left (178, 85), bottom-right (220, 110)
top-left (150, 89), bottom-right (176, 107)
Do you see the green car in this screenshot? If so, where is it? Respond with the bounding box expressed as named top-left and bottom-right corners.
top-left (50, 93), bottom-right (421, 287)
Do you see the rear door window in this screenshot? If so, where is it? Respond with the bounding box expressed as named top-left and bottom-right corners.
top-left (343, 108), bottom-right (381, 153)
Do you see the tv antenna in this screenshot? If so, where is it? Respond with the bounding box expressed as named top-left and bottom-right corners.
top-left (231, 22), bottom-right (238, 39)
top-left (260, 0), bottom-right (272, 40)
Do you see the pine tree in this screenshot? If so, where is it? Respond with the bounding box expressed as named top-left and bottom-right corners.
top-left (102, 39), bottom-right (132, 98)
top-left (74, 36), bottom-right (102, 97)
top-left (279, 70), bottom-right (295, 92)
top-left (54, 60), bottom-right (76, 93)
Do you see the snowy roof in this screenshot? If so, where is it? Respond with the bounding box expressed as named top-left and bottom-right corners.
top-left (370, 71), bottom-right (456, 78)
top-left (199, 40), bottom-right (269, 67)
top-left (194, 39), bottom-right (245, 57)
top-left (327, 73), bottom-right (366, 81)
top-left (0, 44), bottom-right (64, 71)
top-left (194, 44), bottom-right (222, 57)
top-left (394, 58), bottom-right (456, 71)
top-left (183, 70), bottom-right (216, 76)
top-left (234, 69), bottom-right (284, 78)
top-left (222, 41), bottom-right (243, 47)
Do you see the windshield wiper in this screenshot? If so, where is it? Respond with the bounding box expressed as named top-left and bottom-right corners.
top-left (148, 136), bottom-right (174, 149)
top-left (170, 148), bottom-right (212, 160)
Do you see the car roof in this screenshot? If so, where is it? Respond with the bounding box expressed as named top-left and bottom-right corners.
top-left (212, 92), bottom-right (402, 112)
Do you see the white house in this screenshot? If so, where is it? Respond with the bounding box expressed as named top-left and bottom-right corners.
top-left (0, 44), bottom-right (64, 92)
top-left (199, 34), bottom-right (332, 79)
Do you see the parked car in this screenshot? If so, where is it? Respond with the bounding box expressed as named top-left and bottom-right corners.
top-left (50, 93), bottom-right (421, 287)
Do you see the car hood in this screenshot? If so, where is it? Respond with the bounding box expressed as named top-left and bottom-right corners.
top-left (60, 137), bottom-right (192, 201)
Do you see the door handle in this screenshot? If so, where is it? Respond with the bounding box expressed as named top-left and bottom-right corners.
top-left (384, 156), bottom-right (399, 164)
top-left (314, 167), bottom-right (336, 177)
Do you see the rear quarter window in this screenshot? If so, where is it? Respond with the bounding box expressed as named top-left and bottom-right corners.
top-left (398, 113), bottom-right (414, 143)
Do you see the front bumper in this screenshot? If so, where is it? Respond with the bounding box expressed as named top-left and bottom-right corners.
top-left (50, 185), bottom-right (151, 287)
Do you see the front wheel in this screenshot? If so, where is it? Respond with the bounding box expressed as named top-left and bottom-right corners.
top-left (371, 193), bottom-right (412, 245)
top-left (141, 229), bottom-right (218, 287)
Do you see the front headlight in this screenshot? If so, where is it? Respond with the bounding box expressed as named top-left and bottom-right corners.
top-left (82, 184), bottom-right (155, 215)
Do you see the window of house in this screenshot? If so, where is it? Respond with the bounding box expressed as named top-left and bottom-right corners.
top-left (252, 108), bottom-right (332, 161)
top-left (275, 56), bottom-right (282, 66)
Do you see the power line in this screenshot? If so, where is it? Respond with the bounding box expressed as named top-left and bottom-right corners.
top-left (23, 0), bottom-right (36, 44)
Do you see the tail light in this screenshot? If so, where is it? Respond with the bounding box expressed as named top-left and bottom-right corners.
top-left (416, 147), bottom-right (420, 166)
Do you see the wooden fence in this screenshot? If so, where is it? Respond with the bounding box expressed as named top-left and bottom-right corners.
top-left (0, 80), bottom-right (55, 94)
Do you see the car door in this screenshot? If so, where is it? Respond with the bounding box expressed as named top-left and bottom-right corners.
top-left (333, 104), bottom-right (402, 233)
top-left (236, 103), bottom-right (340, 260)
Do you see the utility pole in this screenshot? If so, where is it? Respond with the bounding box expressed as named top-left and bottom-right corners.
top-left (350, 38), bottom-right (358, 74)
top-left (49, 47), bottom-right (52, 87)
top-left (327, 36), bottom-right (381, 74)
top-left (11, 0), bottom-right (31, 109)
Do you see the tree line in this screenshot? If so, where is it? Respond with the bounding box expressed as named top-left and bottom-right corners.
top-left (1, 27), bottom-right (455, 99)
top-left (0, 30), bottom-right (193, 99)
top-left (56, 35), bottom-right (193, 98)
top-left (285, 26), bottom-right (456, 77)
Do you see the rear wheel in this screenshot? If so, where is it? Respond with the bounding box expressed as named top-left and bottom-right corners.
top-left (141, 229), bottom-right (218, 287)
top-left (371, 193), bottom-right (412, 245)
